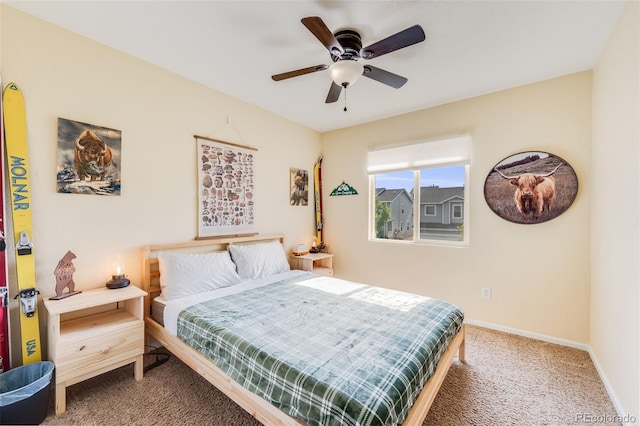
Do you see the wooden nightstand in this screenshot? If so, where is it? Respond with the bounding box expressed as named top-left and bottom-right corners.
top-left (290, 253), bottom-right (334, 276)
top-left (43, 285), bottom-right (146, 415)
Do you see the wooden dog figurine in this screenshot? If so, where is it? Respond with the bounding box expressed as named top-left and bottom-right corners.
top-left (50, 251), bottom-right (82, 300)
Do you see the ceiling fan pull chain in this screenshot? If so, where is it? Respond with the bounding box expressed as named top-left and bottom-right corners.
top-left (343, 85), bottom-right (348, 112)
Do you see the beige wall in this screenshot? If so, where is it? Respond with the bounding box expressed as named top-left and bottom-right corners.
top-left (322, 71), bottom-right (592, 344)
top-left (592, 0), bottom-right (639, 419)
top-left (2, 2), bottom-right (637, 418)
top-left (1, 6), bottom-right (320, 358)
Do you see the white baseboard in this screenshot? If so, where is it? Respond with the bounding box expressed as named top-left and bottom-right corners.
top-left (587, 346), bottom-right (633, 425)
top-left (465, 319), bottom-right (631, 424)
top-left (464, 318), bottom-right (589, 351)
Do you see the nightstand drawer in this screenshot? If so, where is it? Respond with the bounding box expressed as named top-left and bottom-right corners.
top-left (55, 322), bottom-right (143, 382)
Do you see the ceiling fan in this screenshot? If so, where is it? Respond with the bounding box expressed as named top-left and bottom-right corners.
top-left (271, 16), bottom-right (426, 108)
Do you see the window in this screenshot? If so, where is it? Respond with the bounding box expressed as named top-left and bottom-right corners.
top-left (368, 135), bottom-right (471, 245)
top-left (452, 203), bottom-right (463, 220)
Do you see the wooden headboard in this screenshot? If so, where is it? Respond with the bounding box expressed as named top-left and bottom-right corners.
top-left (141, 233), bottom-right (285, 318)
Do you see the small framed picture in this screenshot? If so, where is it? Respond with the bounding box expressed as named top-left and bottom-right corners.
top-left (290, 168), bottom-right (309, 206)
top-left (56, 118), bottom-right (122, 196)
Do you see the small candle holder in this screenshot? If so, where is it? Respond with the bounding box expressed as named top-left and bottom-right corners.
top-left (310, 236), bottom-right (320, 253)
top-left (106, 266), bottom-right (130, 289)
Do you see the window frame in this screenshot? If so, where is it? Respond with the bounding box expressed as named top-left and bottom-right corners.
top-left (424, 205), bottom-right (436, 216)
top-left (368, 135), bottom-right (471, 247)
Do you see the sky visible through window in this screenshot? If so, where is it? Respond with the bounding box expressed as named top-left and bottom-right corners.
top-left (375, 166), bottom-right (465, 192)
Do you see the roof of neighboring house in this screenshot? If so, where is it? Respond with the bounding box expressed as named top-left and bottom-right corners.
top-left (419, 186), bottom-right (464, 204)
top-left (375, 188), bottom-right (412, 203)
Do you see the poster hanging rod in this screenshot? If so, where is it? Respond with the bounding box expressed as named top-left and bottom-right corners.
top-left (193, 134), bottom-right (258, 152)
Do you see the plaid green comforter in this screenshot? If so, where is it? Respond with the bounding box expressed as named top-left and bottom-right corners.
top-left (177, 273), bottom-right (463, 426)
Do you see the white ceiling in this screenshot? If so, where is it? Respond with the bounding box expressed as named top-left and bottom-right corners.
top-left (6, 1), bottom-right (624, 132)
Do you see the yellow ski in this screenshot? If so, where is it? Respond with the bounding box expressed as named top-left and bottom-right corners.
top-left (2, 82), bottom-right (41, 364)
top-left (313, 157), bottom-right (324, 251)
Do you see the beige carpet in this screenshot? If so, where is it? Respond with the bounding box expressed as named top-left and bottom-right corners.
top-left (40, 325), bottom-right (619, 425)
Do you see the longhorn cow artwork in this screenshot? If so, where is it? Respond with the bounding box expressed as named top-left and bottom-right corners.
top-left (56, 118), bottom-right (122, 196)
top-left (484, 152), bottom-right (578, 224)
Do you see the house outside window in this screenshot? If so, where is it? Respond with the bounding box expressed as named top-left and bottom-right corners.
top-left (375, 184), bottom-right (414, 239)
top-left (368, 135), bottom-right (471, 245)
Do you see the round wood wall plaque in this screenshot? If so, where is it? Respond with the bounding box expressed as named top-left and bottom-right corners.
top-left (484, 151), bottom-right (578, 224)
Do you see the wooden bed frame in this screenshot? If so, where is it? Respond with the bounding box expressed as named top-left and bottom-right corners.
top-left (142, 233), bottom-right (466, 426)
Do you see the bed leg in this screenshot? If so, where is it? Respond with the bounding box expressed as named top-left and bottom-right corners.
top-left (458, 325), bottom-right (466, 363)
top-left (134, 353), bottom-right (144, 381)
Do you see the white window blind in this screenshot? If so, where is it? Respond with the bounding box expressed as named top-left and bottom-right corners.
top-left (367, 134), bottom-right (471, 174)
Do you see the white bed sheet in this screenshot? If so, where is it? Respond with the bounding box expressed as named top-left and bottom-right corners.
top-left (160, 269), bottom-right (309, 335)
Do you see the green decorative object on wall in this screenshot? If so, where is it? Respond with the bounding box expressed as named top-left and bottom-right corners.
top-left (330, 181), bottom-right (358, 196)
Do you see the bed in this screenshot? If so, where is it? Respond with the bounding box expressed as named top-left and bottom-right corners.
top-left (142, 234), bottom-right (465, 426)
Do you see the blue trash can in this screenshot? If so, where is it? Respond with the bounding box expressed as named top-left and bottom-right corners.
top-left (0, 361), bottom-right (54, 425)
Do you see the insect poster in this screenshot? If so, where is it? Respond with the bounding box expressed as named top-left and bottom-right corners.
top-left (196, 136), bottom-right (257, 237)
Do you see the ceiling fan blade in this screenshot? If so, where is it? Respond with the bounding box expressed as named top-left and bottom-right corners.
top-left (301, 16), bottom-right (344, 57)
top-left (272, 64), bottom-right (328, 81)
top-left (325, 82), bottom-right (342, 103)
top-left (363, 65), bottom-right (408, 89)
top-left (360, 25), bottom-right (425, 60)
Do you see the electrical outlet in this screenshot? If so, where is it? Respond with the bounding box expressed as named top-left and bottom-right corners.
top-left (481, 287), bottom-right (491, 300)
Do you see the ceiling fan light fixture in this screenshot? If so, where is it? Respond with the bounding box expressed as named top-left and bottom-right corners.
top-left (328, 60), bottom-right (364, 87)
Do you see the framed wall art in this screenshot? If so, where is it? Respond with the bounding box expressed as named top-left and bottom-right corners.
top-left (56, 118), bottom-right (122, 195)
top-left (196, 135), bottom-right (257, 238)
top-left (484, 151), bottom-right (578, 224)
top-left (290, 168), bottom-right (309, 206)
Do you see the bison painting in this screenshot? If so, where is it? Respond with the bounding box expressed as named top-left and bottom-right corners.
top-left (56, 118), bottom-right (122, 195)
top-left (484, 152), bottom-right (578, 224)
top-left (74, 129), bottom-right (113, 181)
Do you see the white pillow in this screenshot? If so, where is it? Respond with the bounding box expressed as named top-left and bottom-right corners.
top-left (158, 250), bottom-right (241, 300)
top-left (228, 240), bottom-right (290, 280)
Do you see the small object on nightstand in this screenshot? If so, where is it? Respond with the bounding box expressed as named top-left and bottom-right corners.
top-left (309, 243), bottom-right (325, 253)
top-left (50, 251), bottom-right (82, 300)
top-left (106, 266), bottom-right (130, 289)
top-left (309, 236), bottom-right (326, 253)
top-left (292, 244), bottom-right (310, 256)
top-left (106, 261), bottom-right (131, 290)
